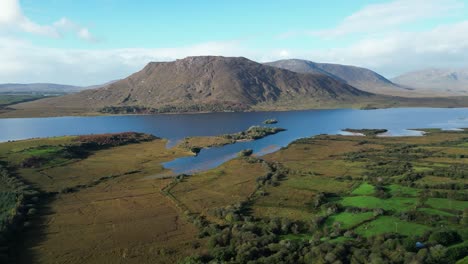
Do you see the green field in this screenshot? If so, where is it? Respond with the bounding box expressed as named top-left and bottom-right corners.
top-left (340, 196), bottom-right (417, 212)
top-left (388, 184), bottom-right (420, 196)
top-left (426, 198), bottom-right (468, 211)
top-left (325, 211), bottom-right (374, 229)
top-left (418, 207), bottom-right (456, 217)
top-left (351, 182), bottom-right (374, 195)
top-left (355, 216), bottom-right (431, 237)
top-left (0, 94), bottom-right (48, 106)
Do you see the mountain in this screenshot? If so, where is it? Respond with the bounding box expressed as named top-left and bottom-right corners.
top-left (0, 80), bottom-right (120, 94)
top-left (0, 83), bottom-right (84, 93)
top-left (392, 68), bottom-right (468, 95)
top-left (265, 59), bottom-right (409, 95)
top-left (11, 56), bottom-right (372, 114)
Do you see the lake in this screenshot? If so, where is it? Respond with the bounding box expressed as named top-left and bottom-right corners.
top-left (1, 108), bottom-right (467, 174)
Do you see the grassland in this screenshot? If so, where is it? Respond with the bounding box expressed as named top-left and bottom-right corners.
top-left (0, 133), bottom-right (208, 263)
top-left (0, 94), bottom-right (49, 107)
top-left (351, 182), bottom-right (375, 195)
top-left (354, 216), bottom-right (431, 237)
top-left (1, 129), bottom-right (468, 263)
top-left (340, 196), bottom-right (418, 212)
top-left (325, 212), bottom-right (374, 229)
top-left (169, 128), bottom-right (468, 263)
top-left (20, 173), bottom-right (205, 264)
top-left (0, 94), bottom-right (53, 116)
top-left (252, 129), bottom-right (467, 246)
top-left (170, 158), bottom-right (268, 222)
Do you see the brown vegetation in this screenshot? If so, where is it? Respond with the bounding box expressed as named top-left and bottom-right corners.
top-left (0, 134), bottom-right (205, 263)
top-left (75, 132), bottom-right (155, 146)
top-left (1, 129), bottom-right (468, 263)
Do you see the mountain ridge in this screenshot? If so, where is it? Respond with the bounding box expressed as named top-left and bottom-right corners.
top-left (11, 56), bottom-right (371, 113)
top-left (0, 81), bottom-right (120, 94)
top-left (264, 59), bottom-right (410, 95)
top-left (3, 56), bottom-right (468, 118)
top-left (0, 83), bottom-right (83, 93)
top-left (392, 68), bottom-right (468, 95)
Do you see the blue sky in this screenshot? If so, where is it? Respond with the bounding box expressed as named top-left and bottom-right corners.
top-left (21, 0), bottom-right (367, 49)
top-left (1, 0), bottom-right (468, 85)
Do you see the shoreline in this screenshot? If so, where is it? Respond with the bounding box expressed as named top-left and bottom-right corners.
top-left (4, 127), bottom-right (464, 177)
top-left (174, 126), bottom-right (286, 155)
top-left (0, 105), bottom-right (467, 119)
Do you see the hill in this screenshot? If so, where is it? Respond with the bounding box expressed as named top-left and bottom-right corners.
top-left (8, 56), bottom-right (372, 115)
top-left (0, 83), bottom-right (84, 94)
top-left (0, 81), bottom-right (120, 94)
top-left (265, 59), bottom-right (411, 96)
top-left (392, 68), bottom-right (468, 95)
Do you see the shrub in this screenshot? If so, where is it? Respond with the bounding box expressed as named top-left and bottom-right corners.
top-left (428, 230), bottom-right (462, 246)
top-left (445, 243), bottom-right (468, 263)
top-left (238, 149), bottom-right (253, 157)
top-left (263, 119), bottom-right (278, 124)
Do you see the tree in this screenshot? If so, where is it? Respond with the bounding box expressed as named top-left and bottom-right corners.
top-left (314, 192), bottom-right (326, 208)
top-left (462, 208), bottom-right (468, 226)
top-left (178, 255), bottom-right (204, 264)
top-left (428, 230), bottom-right (461, 246)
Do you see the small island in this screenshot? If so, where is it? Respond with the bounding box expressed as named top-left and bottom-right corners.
top-left (343, 128), bottom-right (388, 136)
top-left (263, 119), bottom-right (278, 124)
top-left (238, 149), bottom-right (253, 157)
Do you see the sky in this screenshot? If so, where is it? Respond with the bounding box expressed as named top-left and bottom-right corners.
top-left (1, 0), bottom-right (468, 86)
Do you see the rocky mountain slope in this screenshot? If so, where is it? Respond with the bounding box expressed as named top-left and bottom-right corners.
top-left (13, 56), bottom-right (371, 113)
top-left (265, 59), bottom-right (409, 95)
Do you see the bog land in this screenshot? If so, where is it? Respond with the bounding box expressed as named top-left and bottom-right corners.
top-left (0, 129), bottom-right (467, 263)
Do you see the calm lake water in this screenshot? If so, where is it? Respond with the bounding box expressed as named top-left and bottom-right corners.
top-left (1, 108), bottom-right (467, 174)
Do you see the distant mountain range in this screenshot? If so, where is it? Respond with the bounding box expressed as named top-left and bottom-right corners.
top-left (0, 83), bottom-right (84, 93)
top-left (0, 80), bottom-right (119, 94)
top-left (264, 59), bottom-right (409, 95)
top-left (3, 57), bottom-right (468, 117)
top-left (392, 68), bottom-right (468, 95)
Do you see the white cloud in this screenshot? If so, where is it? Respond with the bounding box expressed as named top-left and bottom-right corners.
top-left (278, 21), bottom-right (468, 77)
top-left (0, 0), bottom-right (95, 41)
top-left (272, 0), bottom-right (468, 77)
top-left (313, 0), bottom-right (463, 37)
top-left (278, 50), bottom-right (290, 57)
top-left (1, 0), bottom-right (468, 85)
top-left (54, 17), bottom-right (97, 42)
top-left (0, 0), bottom-right (59, 37)
top-left (77, 28), bottom-right (95, 42)
top-left (0, 38), bottom-right (247, 86)
top-left (2, 18), bottom-right (468, 86)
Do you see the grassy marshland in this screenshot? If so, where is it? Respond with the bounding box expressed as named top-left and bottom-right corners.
top-left (0, 129), bottom-right (467, 263)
